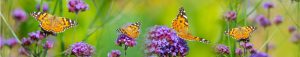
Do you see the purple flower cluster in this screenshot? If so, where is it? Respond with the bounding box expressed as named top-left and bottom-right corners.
top-left (36, 3), bottom-right (49, 12)
top-left (67, 0), bottom-right (88, 13)
top-left (224, 11), bottom-right (237, 21)
top-left (108, 50), bottom-right (121, 57)
top-left (146, 26), bottom-right (189, 57)
top-left (288, 26), bottom-right (297, 33)
top-left (256, 15), bottom-right (271, 28)
top-left (71, 42), bottom-right (94, 57)
top-left (115, 34), bottom-right (137, 47)
top-left (0, 36), bottom-right (4, 48)
top-left (263, 2), bottom-right (274, 9)
top-left (273, 15), bottom-right (283, 25)
top-left (6, 38), bottom-right (18, 48)
top-left (29, 31), bottom-right (45, 41)
top-left (291, 32), bottom-right (300, 44)
top-left (215, 44), bottom-right (230, 54)
top-left (12, 8), bottom-right (27, 22)
top-left (240, 42), bottom-right (253, 49)
top-left (19, 47), bottom-right (30, 56)
top-left (235, 48), bottom-right (243, 55)
top-left (43, 40), bottom-right (54, 49)
top-left (250, 52), bottom-right (269, 57)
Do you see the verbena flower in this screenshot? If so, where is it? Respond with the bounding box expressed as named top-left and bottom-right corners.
top-left (235, 48), bottom-right (243, 55)
top-left (250, 52), bottom-right (269, 57)
top-left (115, 34), bottom-right (137, 48)
top-left (249, 48), bottom-right (258, 54)
top-left (21, 38), bottom-right (32, 46)
top-left (108, 50), bottom-right (121, 57)
top-left (6, 38), bottom-right (18, 48)
top-left (70, 42), bottom-right (94, 57)
top-left (288, 26), bottom-right (297, 33)
top-left (43, 40), bottom-right (54, 49)
top-left (263, 2), bottom-right (274, 9)
top-left (240, 42), bottom-right (253, 49)
top-left (256, 15), bottom-right (271, 28)
top-left (146, 26), bottom-right (189, 57)
top-left (67, 0), bottom-right (88, 13)
top-left (36, 3), bottom-right (49, 12)
top-left (12, 8), bottom-right (27, 22)
top-left (273, 15), bottom-right (283, 25)
top-left (215, 44), bottom-right (230, 55)
top-left (29, 31), bottom-right (45, 41)
top-left (224, 11), bottom-right (237, 21)
top-left (290, 32), bottom-right (300, 44)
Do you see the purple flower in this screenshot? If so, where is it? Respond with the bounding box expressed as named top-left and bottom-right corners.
top-left (29, 31), bottom-right (45, 41)
top-left (108, 50), bottom-right (121, 57)
top-left (235, 48), bottom-right (243, 55)
top-left (290, 32), bottom-right (300, 44)
top-left (12, 8), bottom-right (27, 22)
top-left (240, 42), bottom-right (253, 49)
top-left (146, 26), bottom-right (189, 57)
top-left (0, 36), bottom-right (4, 48)
top-left (288, 26), bottom-right (297, 33)
top-left (256, 15), bottom-right (271, 28)
top-left (215, 44), bottom-right (230, 54)
top-left (36, 3), bottom-right (49, 12)
top-left (224, 11), bottom-right (237, 21)
top-left (263, 2), bottom-right (274, 9)
top-left (249, 48), bottom-right (258, 54)
top-left (250, 52), bottom-right (269, 57)
top-left (115, 34), bottom-right (137, 47)
top-left (71, 42), bottom-right (94, 57)
top-left (19, 47), bottom-right (30, 56)
top-left (43, 40), bottom-right (54, 49)
top-left (67, 0), bottom-right (88, 13)
top-left (6, 38), bottom-right (18, 48)
top-left (21, 38), bottom-right (32, 46)
top-left (273, 15), bottom-right (283, 25)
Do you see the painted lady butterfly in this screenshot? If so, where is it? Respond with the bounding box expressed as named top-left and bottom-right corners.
top-left (172, 7), bottom-right (209, 43)
top-left (226, 26), bottom-right (256, 41)
top-left (117, 22), bottom-right (141, 39)
top-left (31, 12), bottom-right (77, 34)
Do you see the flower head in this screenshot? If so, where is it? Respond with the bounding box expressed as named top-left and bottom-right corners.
top-left (291, 32), bottom-right (300, 44)
top-left (6, 38), bottom-right (18, 48)
top-left (43, 40), bottom-right (54, 49)
top-left (0, 36), bottom-right (4, 48)
top-left (235, 48), bottom-right (243, 55)
top-left (273, 15), bottom-right (283, 25)
top-left (36, 3), bottom-right (49, 12)
top-left (115, 34), bottom-right (137, 47)
top-left (108, 50), bottom-right (121, 57)
top-left (12, 8), bottom-right (27, 22)
top-left (288, 26), bottom-right (297, 33)
top-left (67, 0), bottom-right (88, 13)
top-left (263, 2), bottom-right (274, 9)
top-left (240, 42), bottom-right (253, 49)
top-left (215, 44), bottom-right (230, 54)
top-left (21, 38), bottom-right (32, 46)
top-left (19, 47), bottom-right (30, 56)
top-left (224, 11), bottom-right (237, 21)
top-left (29, 31), bottom-right (45, 41)
top-left (256, 15), bottom-right (271, 28)
top-left (146, 26), bottom-right (189, 57)
top-left (70, 42), bottom-right (94, 57)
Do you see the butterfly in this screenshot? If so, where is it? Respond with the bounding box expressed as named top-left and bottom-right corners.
top-left (117, 22), bottom-right (141, 39)
top-left (31, 12), bottom-right (77, 34)
top-left (172, 7), bottom-right (209, 43)
top-left (226, 26), bottom-right (256, 41)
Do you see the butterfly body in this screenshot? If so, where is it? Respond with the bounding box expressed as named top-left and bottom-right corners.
top-left (118, 22), bottom-right (141, 39)
top-left (172, 7), bottom-right (209, 43)
top-left (226, 26), bottom-right (256, 41)
top-left (31, 12), bottom-right (77, 33)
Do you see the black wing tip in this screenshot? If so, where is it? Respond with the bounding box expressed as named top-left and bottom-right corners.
top-left (199, 39), bottom-right (210, 44)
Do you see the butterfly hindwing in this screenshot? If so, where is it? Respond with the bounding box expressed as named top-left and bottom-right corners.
top-left (118, 22), bottom-right (141, 39)
top-left (227, 26), bottom-right (256, 40)
top-left (31, 12), bottom-right (77, 33)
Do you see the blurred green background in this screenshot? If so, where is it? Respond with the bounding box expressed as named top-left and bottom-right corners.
top-left (1, 0), bottom-right (299, 57)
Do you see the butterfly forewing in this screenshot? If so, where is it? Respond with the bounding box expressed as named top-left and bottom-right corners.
top-left (227, 26), bottom-right (256, 40)
top-left (118, 22), bottom-right (141, 39)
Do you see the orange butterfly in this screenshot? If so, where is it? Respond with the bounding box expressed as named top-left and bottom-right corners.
top-left (226, 26), bottom-right (256, 41)
top-left (172, 7), bottom-right (209, 43)
top-left (31, 12), bottom-right (77, 33)
top-left (117, 22), bottom-right (141, 39)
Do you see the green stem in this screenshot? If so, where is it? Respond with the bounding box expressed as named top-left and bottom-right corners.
top-left (0, 13), bottom-right (21, 43)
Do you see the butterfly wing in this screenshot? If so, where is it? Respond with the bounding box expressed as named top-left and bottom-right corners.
top-left (118, 22), bottom-right (141, 39)
top-left (31, 12), bottom-right (77, 33)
